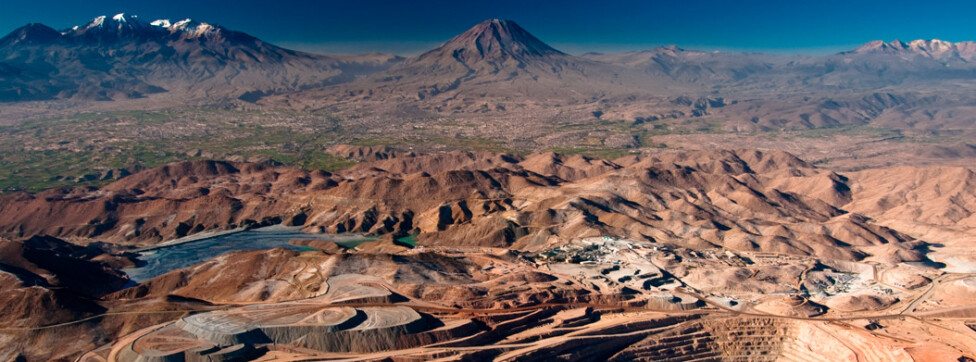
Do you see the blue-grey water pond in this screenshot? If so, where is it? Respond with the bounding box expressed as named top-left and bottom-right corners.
top-left (124, 226), bottom-right (370, 283)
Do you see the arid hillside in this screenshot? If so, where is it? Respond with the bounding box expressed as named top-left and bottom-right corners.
top-left (0, 148), bottom-right (973, 360)
top-left (0, 147), bottom-right (971, 264)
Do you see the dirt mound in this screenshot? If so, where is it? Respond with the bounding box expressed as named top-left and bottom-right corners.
top-left (103, 160), bottom-right (245, 191)
top-left (921, 277), bottom-right (976, 310)
top-left (519, 152), bottom-right (622, 181)
top-left (290, 239), bottom-right (343, 253)
top-left (0, 276), bottom-right (105, 327)
top-left (106, 249), bottom-right (585, 309)
top-left (341, 150), bottom-right (519, 176)
top-left (753, 295), bottom-right (825, 317)
top-left (327, 144), bottom-right (411, 162)
top-left (825, 294), bottom-right (899, 312)
top-left (111, 248), bottom-right (330, 303)
top-left (0, 236), bottom-right (130, 297)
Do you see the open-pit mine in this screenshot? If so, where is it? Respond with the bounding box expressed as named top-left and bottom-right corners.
top-left (1, 147), bottom-right (974, 361)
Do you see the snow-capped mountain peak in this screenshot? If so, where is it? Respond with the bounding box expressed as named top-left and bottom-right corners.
top-left (169, 19), bottom-right (213, 33)
top-left (149, 19), bottom-right (171, 28)
top-left (147, 18), bottom-right (221, 37)
top-left (848, 39), bottom-right (976, 60)
top-left (48, 14), bottom-right (235, 43)
top-left (66, 13), bottom-right (155, 39)
top-left (907, 39), bottom-right (954, 55)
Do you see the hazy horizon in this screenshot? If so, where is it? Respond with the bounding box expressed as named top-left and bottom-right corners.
top-left (278, 39), bottom-right (867, 57)
top-left (3, 0), bottom-right (975, 56)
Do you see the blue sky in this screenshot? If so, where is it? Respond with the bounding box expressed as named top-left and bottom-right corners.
top-left (2, 0), bottom-right (975, 55)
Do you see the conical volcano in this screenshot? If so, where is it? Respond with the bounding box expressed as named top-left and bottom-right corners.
top-left (273, 19), bottom-right (655, 112)
top-left (404, 19), bottom-right (571, 75)
top-left (422, 19), bottom-right (564, 63)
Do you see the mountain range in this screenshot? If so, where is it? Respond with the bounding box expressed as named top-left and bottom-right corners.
top-left (2, 15), bottom-right (975, 104)
top-left (0, 13), bottom-right (400, 102)
top-left (1, 15), bottom-right (975, 141)
top-left (261, 19), bottom-right (976, 139)
top-left (848, 39), bottom-right (976, 60)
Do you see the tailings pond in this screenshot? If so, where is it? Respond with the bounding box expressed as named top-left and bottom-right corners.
top-left (124, 226), bottom-right (371, 282)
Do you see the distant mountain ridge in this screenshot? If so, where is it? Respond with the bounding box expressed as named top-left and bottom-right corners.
top-left (1, 13), bottom-right (268, 47)
top-left (2, 14), bottom-right (976, 139)
top-left (847, 39), bottom-right (976, 60)
top-left (0, 13), bottom-right (402, 102)
top-left (259, 20), bottom-right (976, 140)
